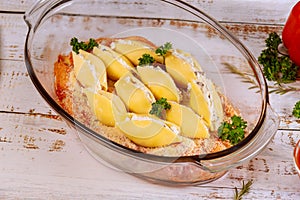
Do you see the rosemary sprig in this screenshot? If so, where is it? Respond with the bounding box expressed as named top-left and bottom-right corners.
top-left (224, 63), bottom-right (300, 95)
top-left (233, 180), bottom-right (253, 200)
top-left (223, 63), bottom-right (259, 91)
top-left (268, 84), bottom-right (300, 95)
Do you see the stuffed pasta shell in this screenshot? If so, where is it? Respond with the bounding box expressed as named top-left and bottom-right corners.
top-left (84, 89), bottom-right (127, 127)
top-left (93, 45), bottom-right (135, 80)
top-left (115, 72), bottom-right (156, 114)
top-left (137, 65), bottom-right (181, 102)
top-left (110, 38), bottom-right (163, 65)
top-left (72, 50), bottom-right (107, 91)
top-left (116, 113), bottom-right (181, 147)
top-left (165, 101), bottom-right (209, 139)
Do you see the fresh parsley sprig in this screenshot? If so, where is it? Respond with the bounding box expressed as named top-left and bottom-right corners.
top-left (138, 54), bottom-right (155, 66)
top-left (233, 180), bottom-right (253, 200)
top-left (138, 42), bottom-right (173, 66)
top-left (218, 115), bottom-right (247, 145)
top-left (258, 32), bottom-right (299, 84)
top-left (258, 32), bottom-right (300, 120)
top-left (70, 37), bottom-right (99, 54)
top-left (149, 98), bottom-right (171, 118)
top-left (155, 42), bottom-right (172, 57)
top-left (292, 101), bottom-right (300, 118)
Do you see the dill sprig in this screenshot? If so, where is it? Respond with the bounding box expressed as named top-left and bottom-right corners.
top-left (233, 180), bottom-right (253, 200)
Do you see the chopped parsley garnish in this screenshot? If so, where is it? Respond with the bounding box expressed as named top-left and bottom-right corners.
top-left (218, 115), bottom-right (247, 145)
top-left (258, 32), bottom-right (299, 84)
top-left (138, 54), bottom-right (155, 66)
top-left (292, 100), bottom-right (300, 118)
top-left (149, 98), bottom-right (171, 118)
top-left (70, 37), bottom-right (99, 54)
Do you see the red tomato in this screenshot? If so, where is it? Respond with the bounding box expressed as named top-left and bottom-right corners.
top-left (282, 1), bottom-right (300, 66)
top-left (288, 32), bottom-right (300, 67)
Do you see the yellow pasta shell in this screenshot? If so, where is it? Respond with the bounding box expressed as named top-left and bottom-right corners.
top-left (116, 114), bottom-right (181, 147)
top-left (137, 66), bottom-right (180, 102)
top-left (93, 45), bottom-right (135, 80)
top-left (175, 49), bottom-right (203, 71)
top-left (114, 73), bottom-right (155, 114)
top-left (72, 51), bottom-right (107, 91)
top-left (189, 81), bottom-right (211, 127)
top-left (112, 40), bottom-right (163, 65)
top-left (78, 50), bottom-right (108, 91)
top-left (84, 89), bottom-right (127, 126)
top-left (166, 101), bottom-right (209, 139)
top-left (165, 54), bottom-right (197, 88)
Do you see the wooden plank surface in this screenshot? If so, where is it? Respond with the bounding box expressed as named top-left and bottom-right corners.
top-left (0, 0), bottom-right (300, 199)
top-left (0, 112), bottom-right (299, 199)
top-left (1, 0), bottom-right (299, 24)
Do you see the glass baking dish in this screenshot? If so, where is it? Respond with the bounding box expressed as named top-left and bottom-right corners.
top-left (24, 0), bottom-right (279, 185)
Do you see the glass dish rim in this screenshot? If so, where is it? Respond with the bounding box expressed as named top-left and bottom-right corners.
top-left (23, 0), bottom-right (269, 164)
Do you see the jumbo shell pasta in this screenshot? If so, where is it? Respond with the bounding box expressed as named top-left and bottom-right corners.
top-left (72, 50), bottom-right (107, 91)
top-left (166, 101), bottom-right (209, 139)
top-left (110, 38), bottom-right (164, 66)
top-left (165, 51), bottom-right (198, 88)
top-left (54, 35), bottom-right (239, 154)
top-left (114, 72), bottom-right (156, 114)
top-left (137, 65), bottom-right (181, 102)
top-left (116, 114), bottom-right (181, 148)
top-left (93, 45), bottom-right (135, 80)
top-left (84, 89), bottom-right (127, 127)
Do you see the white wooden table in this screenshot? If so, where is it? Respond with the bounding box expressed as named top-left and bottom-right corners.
top-left (0, 0), bottom-right (299, 199)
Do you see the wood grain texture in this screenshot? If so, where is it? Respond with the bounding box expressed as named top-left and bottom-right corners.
top-left (0, 112), bottom-right (299, 199)
top-left (1, 0), bottom-right (299, 24)
top-left (0, 59), bottom-right (55, 114)
top-left (0, 14), bottom-right (26, 61)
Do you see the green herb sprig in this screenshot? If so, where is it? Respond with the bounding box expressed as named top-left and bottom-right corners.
top-left (233, 180), bottom-right (253, 200)
top-left (149, 98), bottom-right (171, 118)
top-left (155, 42), bottom-right (172, 57)
top-left (70, 37), bottom-right (99, 54)
top-left (138, 42), bottom-right (173, 66)
top-left (258, 32), bottom-right (299, 84)
top-left (138, 53), bottom-right (155, 66)
top-left (224, 63), bottom-right (300, 94)
top-left (218, 115), bottom-right (247, 145)
top-left (292, 101), bottom-right (300, 118)
top-left (223, 63), bottom-right (259, 91)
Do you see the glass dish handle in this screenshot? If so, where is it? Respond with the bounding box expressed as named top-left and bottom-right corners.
top-left (198, 105), bottom-right (279, 173)
top-left (23, 0), bottom-right (66, 28)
